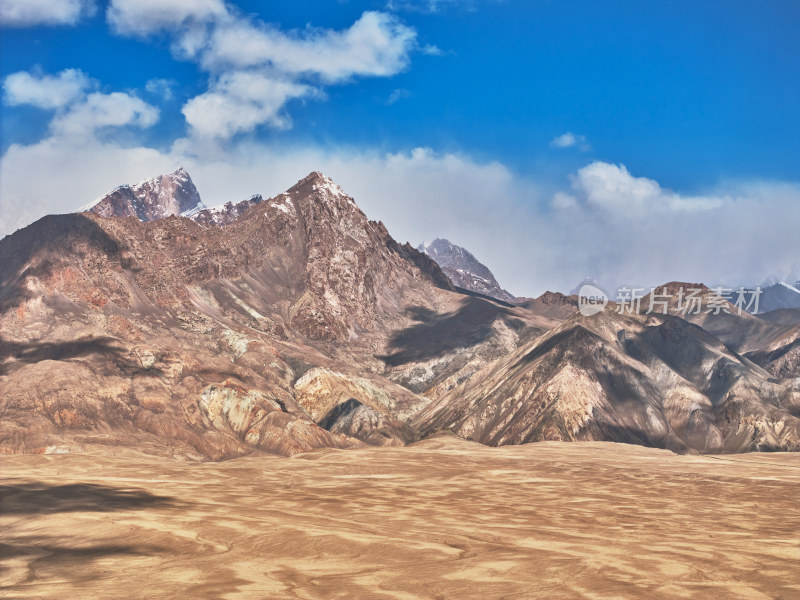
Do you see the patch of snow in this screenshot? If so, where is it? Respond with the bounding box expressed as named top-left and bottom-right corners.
top-left (132, 174), bottom-right (159, 194)
top-left (312, 174), bottom-right (352, 203)
top-left (181, 200), bottom-right (207, 217)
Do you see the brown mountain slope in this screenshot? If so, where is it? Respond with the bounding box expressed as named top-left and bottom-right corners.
top-left (2, 172), bottom-right (799, 459)
top-left (515, 291), bottom-right (579, 323)
top-left (0, 172), bottom-right (540, 459)
top-left (637, 282), bottom-right (800, 377)
top-left (414, 308), bottom-right (800, 453)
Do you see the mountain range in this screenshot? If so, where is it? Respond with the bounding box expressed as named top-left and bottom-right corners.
top-left (1, 169), bottom-right (798, 459)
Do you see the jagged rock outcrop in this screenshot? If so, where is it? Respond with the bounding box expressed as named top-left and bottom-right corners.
top-left (418, 238), bottom-right (515, 302)
top-left (86, 167), bottom-right (204, 221)
top-left (0, 171), bottom-right (534, 459)
top-left (190, 195), bottom-right (264, 227)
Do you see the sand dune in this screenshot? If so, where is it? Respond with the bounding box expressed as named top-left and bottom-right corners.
top-left (2, 438), bottom-right (799, 599)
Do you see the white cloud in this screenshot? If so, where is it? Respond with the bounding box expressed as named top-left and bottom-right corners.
top-left (550, 131), bottom-right (590, 150)
top-left (387, 88), bottom-right (411, 105)
top-left (2, 117), bottom-right (798, 296)
top-left (570, 162), bottom-right (725, 214)
top-left (105, 2), bottom-right (418, 140)
top-left (202, 11), bottom-right (417, 83)
top-left (3, 68), bottom-right (159, 139)
top-left (420, 44), bottom-right (447, 56)
top-left (541, 162), bottom-right (800, 293)
top-left (51, 92), bottom-right (159, 137)
top-left (107, 0), bottom-right (226, 36)
top-left (145, 78), bottom-right (176, 100)
top-left (551, 191), bottom-right (578, 210)
top-left (0, 0), bottom-right (95, 27)
top-left (3, 69), bottom-right (90, 109)
top-left (182, 72), bottom-right (314, 139)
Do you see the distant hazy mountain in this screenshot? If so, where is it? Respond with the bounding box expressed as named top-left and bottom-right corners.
top-left (758, 281), bottom-right (800, 313)
top-left (417, 238), bottom-right (515, 303)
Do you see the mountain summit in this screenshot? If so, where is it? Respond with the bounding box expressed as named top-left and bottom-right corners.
top-left (418, 238), bottom-right (515, 302)
top-left (85, 167), bottom-right (205, 221)
top-left (2, 171), bottom-right (509, 459)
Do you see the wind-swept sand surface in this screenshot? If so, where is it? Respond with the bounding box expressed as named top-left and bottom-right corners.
top-left (1, 438), bottom-right (799, 599)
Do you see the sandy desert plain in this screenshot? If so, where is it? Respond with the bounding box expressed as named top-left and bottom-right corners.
top-left (1, 437), bottom-right (799, 599)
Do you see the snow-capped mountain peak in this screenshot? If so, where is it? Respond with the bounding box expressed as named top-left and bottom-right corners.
top-left (86, 167), bottom-right (205, 222)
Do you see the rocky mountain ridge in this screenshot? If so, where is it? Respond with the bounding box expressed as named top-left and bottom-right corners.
top-left (86, 167), bottom-right (204, 221)
top-left (418, 238), bottom-right (516, 303)
top-left (1, 169), bottom-right (799, 459)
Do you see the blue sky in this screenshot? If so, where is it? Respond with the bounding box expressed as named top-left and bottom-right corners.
top-left (1, 0), bottom-right (799, 295)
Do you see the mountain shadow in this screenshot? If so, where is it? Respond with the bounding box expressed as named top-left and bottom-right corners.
top-left (378, 297), bottom-right (513, 367)
top-left (0, 337), bottom-right (160, 377)
top-left (0, 482), bottom-right (184, 514)
top-left (0, 213), bottom-right (123, 313)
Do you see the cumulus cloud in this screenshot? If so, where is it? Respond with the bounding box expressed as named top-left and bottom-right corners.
top-left (201, 11), bottom-right (416, 81)
top-left (51, 92), bottom-right (159, 137)
top-left (550, 191), bottom-right (578, 210)
top-left (3, 68), bottom-right (159, 140)
top-left (182, 72), bottom-right (314, 138)
top-left (0, 0), bottom-right (95, 27)
top-left (3, 69), bottom-right (90, 109)
top-left (542, 162), bottom-right (800, 293)
top-left (570, 162), bottom-right (725, 214)
top-left (106, 0), bottom-right (226, 36)
top-left (550, 131), bottom-right (590, 150)
top-left (105, 2), bottom-right (418, 140)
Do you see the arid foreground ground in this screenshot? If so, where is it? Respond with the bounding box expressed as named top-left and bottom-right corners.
top-left (1, 438), bottom-right (799, 599)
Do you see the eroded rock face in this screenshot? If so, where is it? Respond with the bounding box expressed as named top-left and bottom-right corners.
top-left (418, 238), bottom-right (515, 303)
top-left (0, 171), bottom-right (506, 460)
top-left (293, 367), bottom-right (423, 445)
top-left (2, 170), bottom-right (800, 459)
top-left (87, 167), bottom-right (204, 221)
top-left (190, 195), bottom-right (264, 227)
top-left (413, 309), bottom-right (800, 453)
